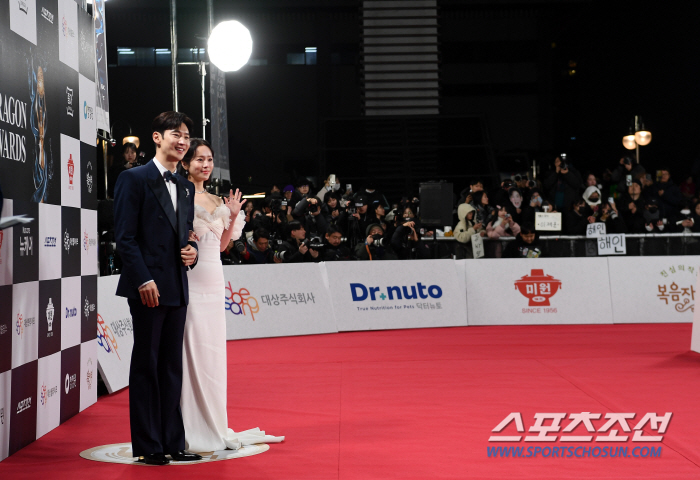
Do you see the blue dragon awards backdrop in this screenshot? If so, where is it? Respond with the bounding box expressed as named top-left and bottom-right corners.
top-left (0, 0), bottom-right (98, 461)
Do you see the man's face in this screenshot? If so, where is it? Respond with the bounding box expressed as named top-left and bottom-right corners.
top-left (284, 190), bottom-right (293, 199)
top-left (153, 123), bottom-right (190, 161)
top-left (369, 227), bottom-right (383, 237)
top-left (291, 226), bottom-right (306, 240)
top-left (326, 232), bottom-right (342, 247)
top-left (628, 183), bottom-right (641, 196)
top-left (255, 237), bottom-right (269, 252)
top-left (470, 182), bottom-right (483, 192)
top-left (358, 205), bottom-right (368, 214)
top-left (661, 171), bottom-right (670, 183)
top-left (522, 232), bottom-right (536, 244)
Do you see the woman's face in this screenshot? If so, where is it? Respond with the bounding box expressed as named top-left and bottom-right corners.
top-left (186, 145), bottom-right (213, 182)
top-left (695, 203), bottom-right (700, 216)
top-left (124, 148), bottom-right (137, 164)
top-left (586, 174), bottom-right (597, 187)
top-left (327, 197), bottom-right (338, 208)
top-left (403, 207), bottom-right (415, 219)
top-left (481, 193), bottom-right (489, 205)
top-left (376, 204), bottom-right (385, 216)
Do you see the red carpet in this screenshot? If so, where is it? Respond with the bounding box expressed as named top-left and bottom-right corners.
top-left (2, 324), bottom-right (700, 479)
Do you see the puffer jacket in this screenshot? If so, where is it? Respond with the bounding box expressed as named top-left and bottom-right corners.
top-left (454, 203), bottom-right (478, 244)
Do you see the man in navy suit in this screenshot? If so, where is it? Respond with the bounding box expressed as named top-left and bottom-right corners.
top-left (114, 112), bottom-right (201, 465)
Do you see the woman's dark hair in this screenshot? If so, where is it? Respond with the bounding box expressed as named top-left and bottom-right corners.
top-left (179, 138), bottom-right (214, 187)
top-left (151, 111), bottom-right (194, 137)
top-left (123, 142), bottom-right (138, 154)
top-left (520, 222), bottom-right (536, 235)
top-left (472, 191), bottom-right (487, 206)
top-left (323, 190), bottom-right (340, 204)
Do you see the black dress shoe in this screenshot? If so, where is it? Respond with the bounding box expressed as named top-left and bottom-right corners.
top-left (139, 453), bottom-right (170, 466)
top-left (169, 450), bottom-right (203, 461)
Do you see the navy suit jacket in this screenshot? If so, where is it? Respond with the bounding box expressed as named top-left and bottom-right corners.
top-left (114, 160), bottom-right (197, 306)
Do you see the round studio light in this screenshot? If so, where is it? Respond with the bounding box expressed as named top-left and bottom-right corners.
top-left (622, 134), bottom-right (636, 150)
top-left (208, 21), bottom-right (253, 72)
top-left (123, 135), bottom-right (140, 148)
top-left (634, 130), bottom-right (652, 146)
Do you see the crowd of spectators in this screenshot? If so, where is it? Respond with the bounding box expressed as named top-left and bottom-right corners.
top-left (225, 155), bottom-right (700, 264)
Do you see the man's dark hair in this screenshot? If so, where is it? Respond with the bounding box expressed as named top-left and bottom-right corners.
top-left (326, 225), bottom-right (342, 237)
top-left (151, 111), bottom-right (194, 137)
top-left (287, 220), bottom-right (304, 238)
top-left (253, 228), bottom-right (270, 242)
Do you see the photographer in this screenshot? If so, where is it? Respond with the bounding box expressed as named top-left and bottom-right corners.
top-left (610, 156), bottom-right (646, 194)
top-left (354, 224), bottom-right (397, 261)
top-left (391, 217), bottom-right (431, 260)
top-left (292, 195), bottom-right (329, 237)
top-left (542, 155), bottom-right (583, 212)
top-left (322, 191), bottom-right (345, 230)
top-left (346, 194), bottom-right (372, 246)
top-left (322, 225), bottom-right (355, 261)
top-left (236, 228), bottom-right (276, 264)
top-left (276, 221), bottom-right (320, 263)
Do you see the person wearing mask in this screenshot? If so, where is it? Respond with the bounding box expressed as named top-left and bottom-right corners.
top-left (564, 198), bottom-right (592, 235)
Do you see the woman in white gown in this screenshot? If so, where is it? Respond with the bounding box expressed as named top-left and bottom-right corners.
top-left (179, 139), bottom-right (284, 453)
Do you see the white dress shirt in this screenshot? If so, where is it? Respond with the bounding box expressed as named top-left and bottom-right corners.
top-left (152, 158), bottom-right (178, 213)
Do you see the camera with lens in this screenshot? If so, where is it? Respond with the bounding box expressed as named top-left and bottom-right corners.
top-left (234, 240), bottom-right (247, 254)
top-left (371, 234), bottom-right (387, 247)
top-left (306, 235), bottom-right (324, 250)
top-left (269, 197), bottom-right (288, 212)
top-left (307, 201), bottom-right (319, 214)
top-left (527, 179), bottom-right (536, 188)
top-left (347, 206), bottom-right (357, 215)
top-left (514, 174), bottom-right (523, 182)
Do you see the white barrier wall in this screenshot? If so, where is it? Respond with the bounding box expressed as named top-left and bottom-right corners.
top-left (96, 275), bottom-right (133, 394)
top-left (608, 256), bottom-right (698, 324)
top-left (326, 260), bottom-right (468, 331)
top-left (222, 263), bottom-right (338, 340)
top-left (465, 258), bottom-right (614, 325)
top-left (691, 268), bottom-right (700, 353)
top-left (97, 256), bottom-right (700, 391)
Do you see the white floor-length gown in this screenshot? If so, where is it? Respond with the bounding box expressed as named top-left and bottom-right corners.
top-left (180, 203), bottom-right (284, 452)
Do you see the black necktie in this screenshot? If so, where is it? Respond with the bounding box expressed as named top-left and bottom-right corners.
top-left (163, 170), bottom-right (178, 184)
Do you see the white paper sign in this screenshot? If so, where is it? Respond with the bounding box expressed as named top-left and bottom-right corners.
top-left (465, 258), bottom-right (613, 325)
top-left (472, 233), bottom-right (484, 259)
top-left (608, 256), bottom-right (698, 324)
top-left (326, 259), bottom-right (468, 331)
top-left (535, 212), bottom-right (562, 231)
top-left (587, 223), bottom-right (606, 237)
top-left (597, 234), bottom-right (626, 255)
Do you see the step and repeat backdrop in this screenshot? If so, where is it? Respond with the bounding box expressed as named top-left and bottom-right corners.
top-left (95, 256), bottom-right (700, 395)
top-left (0, 0), bottom-right (98, 462)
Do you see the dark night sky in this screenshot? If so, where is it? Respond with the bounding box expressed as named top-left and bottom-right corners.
top-left (100, 0), bottom-right (700, 191)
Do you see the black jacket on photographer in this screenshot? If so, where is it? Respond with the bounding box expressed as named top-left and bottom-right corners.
top-left (354, 224), bottom-right (398, 261)
top-left (291, 197), bottom-right (329, 237)
top-left (543, 161), bottom-right (583, 212)
top-left (278, 238), bottom-right (321, 263)
top-left (391, 223), bottom-right (431, 260)
top-left (322, 241), bottom-right (355, 261)
top-left (237, 235), bottom-right (276, 265)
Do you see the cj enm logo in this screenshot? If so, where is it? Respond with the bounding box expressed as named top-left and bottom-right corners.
top-left (350, 282), bottom-right (443, 302)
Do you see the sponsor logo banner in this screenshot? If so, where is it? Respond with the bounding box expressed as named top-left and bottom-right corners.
top-left (609, 256), bottom-right (698, 324)
top-left (326, 259), bottom-right (467, 332)
top-left (80, 209), bottom-right (97, 276)
top-left (9, 361), bottom-right (37, 456)
top-left (0, 286), bottom-right (12, 374)
top-left (96, 275), bottom-right (133, 393)
top-left (81, 275), bottom-right (97, 343)
top-left (11, 282), bottom-right (39, 369)
top-left (58, 0), bottom-right (78, 71)
top-left (78, 74), bottom-right (95, 145)
top-left (80, 340), bottom-right (97, 412)
top-left (93, 0), bottom-right (110, 131)
top-left (60, 344), bottom-right (80, 424)
top-left (38, 279), bottom-right (62, 358)
top-left (12, 201), bottom-right (39, 284)
top-left (0, 370), bottom-right (11, 461)
top-left (10, 0), bottom-right (37, 45)
top-left (36, 352), bottom-right (61, 438)
top-left (466, 258), bottom-right (613, 326)
top-left (223, 263), bottom-right (338, 339)
top-left (60, 276), bottom-right (81, 350)
top-left (61, 205), bottom-right (81, 278)
top-left (80, 143), bottom-right (97, 209)
top-left (60, 134), bottom-right (80, 208)
top-left (38, 202), bottom-right (62, 280)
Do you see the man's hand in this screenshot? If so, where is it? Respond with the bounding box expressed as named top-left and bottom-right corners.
top-left (629, 202), bottom-right (637, 214)
top-left (658, 189), bottom-right (664, 196)
top-left (309, 248), bottom-right (319, 258)
top-left (682, 219), bottom-right (693, 228)
top-left (352, 213), bottom-right (360, 220)
top-left (298, 243), bottom-right (309, 254)
top-left (366, 235), bottom-right (374, 245)
top-left (181, 244), bottom-right (197, 266)
top-left (138, 282), bottom-right (160, 308)
top-left (465, 194), bottom-right (473, 204)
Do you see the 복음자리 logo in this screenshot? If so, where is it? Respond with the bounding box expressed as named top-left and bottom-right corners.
top-left (657, 263), bottom-right (697, 313)
top-left (515, 269), bottom-right (561, 307)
